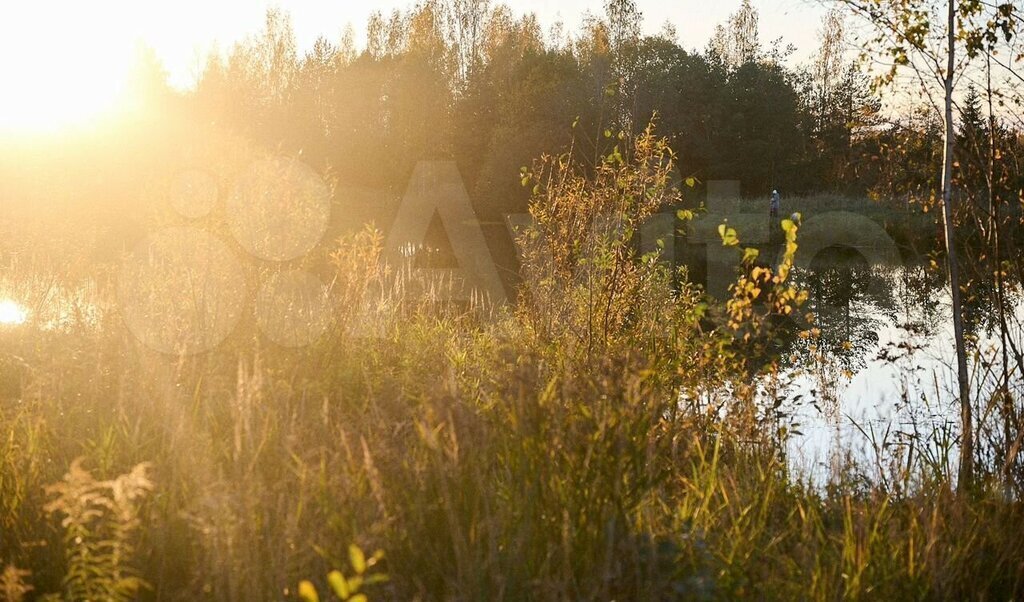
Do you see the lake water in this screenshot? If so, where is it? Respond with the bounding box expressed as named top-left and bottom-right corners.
top-left (784, 260), bottom-right (1024, 484)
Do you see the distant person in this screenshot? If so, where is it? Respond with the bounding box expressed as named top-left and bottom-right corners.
top-left (769, 189), bottom-right (781, 219)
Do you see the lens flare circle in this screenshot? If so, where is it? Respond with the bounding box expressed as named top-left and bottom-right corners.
top-left (118, 227), bottom-right (247, 355)
top-left (170, 169), bottom-right (219, 219)
top-left (227, 157), bottom-right (331, 261)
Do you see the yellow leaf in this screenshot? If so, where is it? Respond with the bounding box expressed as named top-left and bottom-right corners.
top-left (349, 545), bottom-right (367, 575)
top-left (328, 571), bottom-right (349, 599)
top-left (298, 580), bottom-right (320, 602)
top-left (718, 224), bottom-right (738, 246)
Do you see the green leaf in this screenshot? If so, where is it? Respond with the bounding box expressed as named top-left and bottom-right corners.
top-left (604, 129), bottom-right (612, 138)
top-left (684, 177), bottom-right (696, 188)
top-left (349, 544), bottom-right (367, 575)
top-left (328, 571), bottom-right (350, 599)
top-left (742, 247), bottom-right (759, 263)
top-left (350, 595), bottom-right (368, 602)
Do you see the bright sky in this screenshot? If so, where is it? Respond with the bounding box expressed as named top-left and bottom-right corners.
top-left (184, 0), bottom-right (827, 87)
top-left (6, 0), bottom-right (827, 85)
top-left (0, 0), bottom-right (827, 130)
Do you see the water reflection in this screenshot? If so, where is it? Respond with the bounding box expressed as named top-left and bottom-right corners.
top-left (781, 242), bottom-right (1024, 483)
top-left (783, 253), bottom-right (951, 479)
top-left (0, 299), bottom-right (28, 325)
top-left (790, 246), bottom-right (890, 372)
top-left (0, 280), bottom-right (103, 332)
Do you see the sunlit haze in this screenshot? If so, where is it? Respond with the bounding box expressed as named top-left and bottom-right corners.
top-left (5, 0), bottom-right (1024, 597)
top-left (0, 0), bottom-right (822, 133)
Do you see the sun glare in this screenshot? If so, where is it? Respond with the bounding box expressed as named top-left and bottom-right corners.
top-left (0, 5), bottom-right (136, 133)
top-left (0, 300), bottom-right (28, 326)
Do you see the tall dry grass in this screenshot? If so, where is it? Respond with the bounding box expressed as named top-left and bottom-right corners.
top-left (0, 125), bottom-right (1022, 600)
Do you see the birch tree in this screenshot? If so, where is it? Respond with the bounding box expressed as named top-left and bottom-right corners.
top-left (833, 0), bottom-right (1017, 488)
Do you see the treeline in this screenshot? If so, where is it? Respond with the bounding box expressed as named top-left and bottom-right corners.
top-left (114, 0), bottom-right (1024, 229)
top-left (158, 0), bottom-right (889, 217)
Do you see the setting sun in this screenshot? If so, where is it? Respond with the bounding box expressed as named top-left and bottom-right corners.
top-left (0, 4), bottom-right (135, 132)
